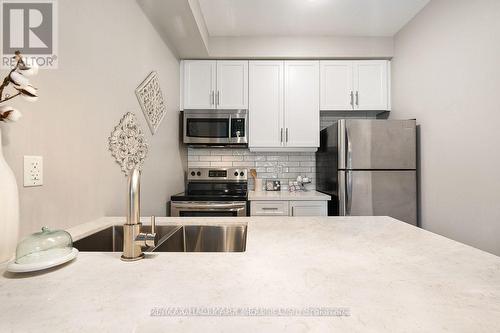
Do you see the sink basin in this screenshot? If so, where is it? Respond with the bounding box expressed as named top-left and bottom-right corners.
top-left (73, 224), bottom-right (247, 252)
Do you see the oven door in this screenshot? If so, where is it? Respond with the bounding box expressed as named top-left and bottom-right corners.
top-left (183, 112), bottom-right (231, 144)
top-left (171, 201), bottom-right (247, 217)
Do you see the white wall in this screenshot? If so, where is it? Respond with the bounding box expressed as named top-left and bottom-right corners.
top-left (207, 36), bottom-right (394, 59)
top-left (391, 0), bottom-right (500, 255)
top-left (137, 0), bottom-right (209, 58)
top-left (138, 0), bottom-right (395, 60)
top-left (0, 0), bottom-right (186, 239)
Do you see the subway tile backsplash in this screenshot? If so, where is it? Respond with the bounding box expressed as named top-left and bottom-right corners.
top-left (188, 148), bottom-right (316, 191)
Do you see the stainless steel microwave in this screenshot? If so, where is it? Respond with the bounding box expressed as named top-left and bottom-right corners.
top-left (183, 109), bottom-right (248, 146)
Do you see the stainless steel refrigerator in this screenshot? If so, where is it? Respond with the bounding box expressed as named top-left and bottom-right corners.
top-left (316, 119), bottom-right (417, 225)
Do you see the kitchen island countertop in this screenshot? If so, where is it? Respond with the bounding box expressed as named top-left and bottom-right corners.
top-left (1, 216), bottom-right (500, 332)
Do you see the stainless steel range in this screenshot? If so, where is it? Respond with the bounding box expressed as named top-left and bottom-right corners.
top-left (170, 168), bottom-right (248, 217)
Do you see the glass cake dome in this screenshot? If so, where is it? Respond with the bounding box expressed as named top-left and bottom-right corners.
top-left (15, 227), bottom-right (73, 265)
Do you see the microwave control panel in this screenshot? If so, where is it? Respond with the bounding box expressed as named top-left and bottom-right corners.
top-left (231, 118), bottom-right (246, 138)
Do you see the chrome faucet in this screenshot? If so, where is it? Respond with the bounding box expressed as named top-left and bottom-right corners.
top-left (121, 168), bottom-right (156, 261)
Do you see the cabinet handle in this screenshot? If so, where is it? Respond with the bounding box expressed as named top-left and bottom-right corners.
top-left (286, 128), bottom-right (289, 143)
top-left (350, 91), bottom-right (354, 109)
top-left (262, 207), bottom-right (278, 210)
top-left (217, 91), bottom-right (220, 106)
top-left (280, 128), bottom-right (283, 144)
top-left (211, 91), bottom-right (214, 106)
top-left (291, 206), bottom-right (294, 216)
top-left (355, 91), bottom-right (359, 106)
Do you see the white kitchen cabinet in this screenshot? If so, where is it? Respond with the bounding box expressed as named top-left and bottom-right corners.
top-left (320, 60), bottom-right (390, 111)
top-left (182, 60), bottom-right (248, 110)
top-left (251, 201), bottom-right (289, 216)
top-left (290, 201), bottom-right (327, 217)
top-left (249, 60), bottom-right (320, 151)
top-left (216, 61), bottom-right (248, 109)
top-left (249, 61), bottom-right (284, 148)
top-left (354, 60), bottom-right (389, 110)
top-left (284, 61), bottom-right (320, 148)
top-left (182, 60), bottom-right (216, 109)
top-left (320, 61), bottom-right (354, 110)
top-left (250, 200), bottom-right (327, 217)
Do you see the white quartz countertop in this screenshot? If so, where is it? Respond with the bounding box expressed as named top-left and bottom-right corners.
top-left (1, 216), bottom-right (500, 332)
top-left (248, 190), bottom-right (331, 201)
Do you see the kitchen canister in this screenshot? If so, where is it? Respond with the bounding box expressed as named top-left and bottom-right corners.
top-left (254, 178), bottom-right (263, 192)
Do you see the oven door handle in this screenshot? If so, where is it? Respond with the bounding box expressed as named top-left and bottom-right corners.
top-left (172, 202), bottom-right (246, 209)
top-left (178, 206), bottom-right (245, 211)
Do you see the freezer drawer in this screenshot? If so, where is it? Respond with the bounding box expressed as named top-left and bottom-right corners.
top-left (339, 170), bottom-right (417, 225)
top-left (339, 119), bottom-right (416, 170)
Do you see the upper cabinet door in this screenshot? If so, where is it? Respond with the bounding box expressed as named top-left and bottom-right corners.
top-left (354, 60), bottom-right (389, 111)
top-left (183, 60), bottom-right (216, 109)
top-left (216, 61), bottom-right (248, 109)
top-left (249, 61), bottom-right (284, 148)
top-left (284, 61), bottom-right (320, 148)
top-left (320, 61), bottom-right (354, 110)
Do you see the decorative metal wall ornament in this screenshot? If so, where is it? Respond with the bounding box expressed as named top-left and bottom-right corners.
top-left (109, 112), bottom-right (149, 175)
top-left (135, 71), bottom-right (166, 135)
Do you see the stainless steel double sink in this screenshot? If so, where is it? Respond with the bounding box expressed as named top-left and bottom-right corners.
top-left (73, 224), bottom-right (247, 253)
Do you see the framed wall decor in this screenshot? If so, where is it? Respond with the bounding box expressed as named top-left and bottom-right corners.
top-left (108, 112), bottom-right (149, 175)
top-left (135, 71), bottom-right (166, 135)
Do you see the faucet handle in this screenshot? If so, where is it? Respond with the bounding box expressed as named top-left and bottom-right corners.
top-left (145, 216), bottom-right (156, 248)
top-left (151, 215), bottom-right (156, 234)
top-left (135, 216), bottom-right (157, 249)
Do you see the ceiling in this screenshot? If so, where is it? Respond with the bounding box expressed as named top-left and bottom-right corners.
top-left (198, 0), bottom-right (430, 37)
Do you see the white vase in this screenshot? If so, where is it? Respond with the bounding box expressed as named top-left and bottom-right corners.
top-left (0, 128), bottom-right (19, 264)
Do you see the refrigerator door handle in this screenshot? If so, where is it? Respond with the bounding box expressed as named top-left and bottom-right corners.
top-left (338, 120), bottom-right (347, 169)
top-left (345, 124), bottom-right (352, 170)
top-left (346, 170), bottom-right (352, 215)
top-left (338, 171), bottom-right (346, 216)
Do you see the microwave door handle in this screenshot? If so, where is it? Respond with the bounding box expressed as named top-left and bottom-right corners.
top-left (228, 115), bottom-right (232, 140)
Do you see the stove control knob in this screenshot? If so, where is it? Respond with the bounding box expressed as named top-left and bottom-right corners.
top-left (197, 171), bottom-right (201, 176)
top-left (190, 171), bottom-right (195, 176)
top-left (240, 172), bottom-right (244, 176)
top-left (234, 172), bottom-right (239, 176)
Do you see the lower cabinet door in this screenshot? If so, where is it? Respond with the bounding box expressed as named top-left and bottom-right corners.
top-left (290, 201), bottom-right (327, 216)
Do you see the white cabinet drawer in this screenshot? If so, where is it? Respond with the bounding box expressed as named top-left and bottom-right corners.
top-left (289, 201), bottom-right (327, 216)
top-left (251, 201), bottom-right (289, 216)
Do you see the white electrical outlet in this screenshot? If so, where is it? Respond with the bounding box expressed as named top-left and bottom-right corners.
top-left (24, 156), bottom-right (43, 187)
